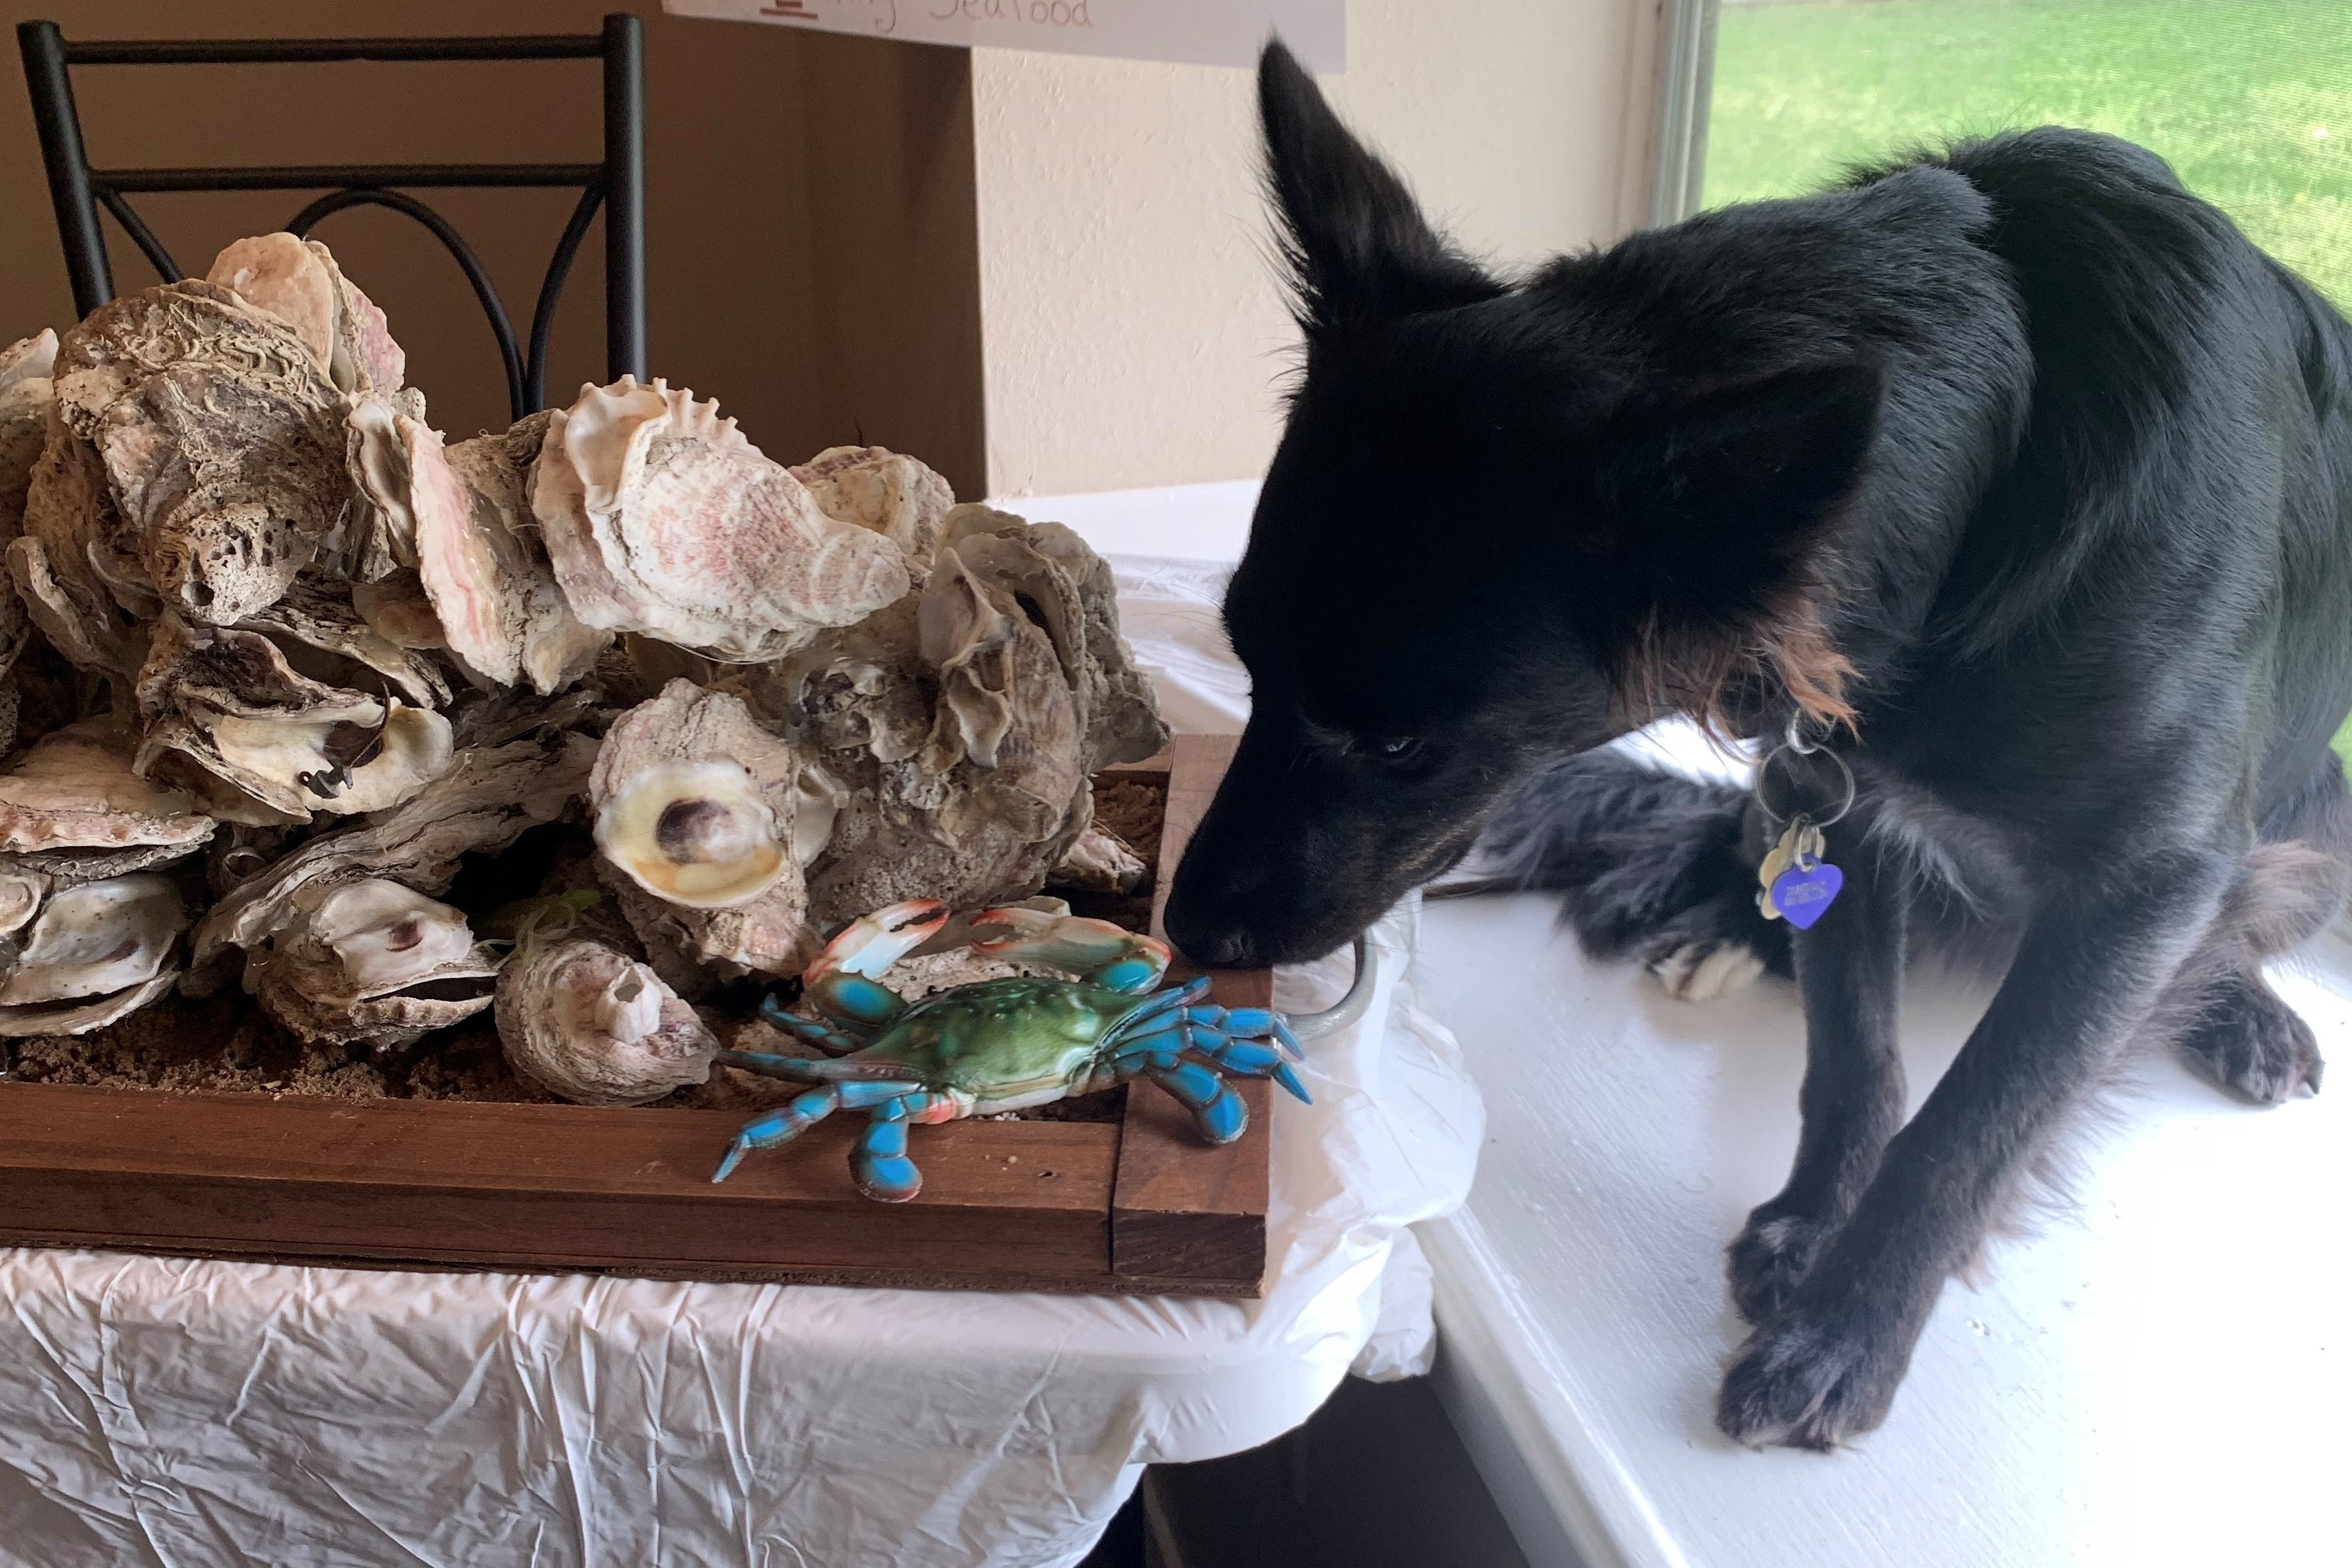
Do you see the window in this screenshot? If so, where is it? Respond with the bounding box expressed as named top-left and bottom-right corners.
top-left (1688, 0), bottom-right (2352, 754)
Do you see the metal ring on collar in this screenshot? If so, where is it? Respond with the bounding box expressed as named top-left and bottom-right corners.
top-left (1755, 741), bottom-right (1856, 828)
top-left (1285, 935), bottom-right (1376, 1043)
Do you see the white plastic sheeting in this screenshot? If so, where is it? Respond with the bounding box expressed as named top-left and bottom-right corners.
top-left (0, 552), bottom-right (1483, 1568)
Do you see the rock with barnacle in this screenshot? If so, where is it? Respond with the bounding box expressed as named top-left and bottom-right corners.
top-left (43, 279), bottom-right (352, 626)
top-left (496, 914), bottom-right (718, 1106)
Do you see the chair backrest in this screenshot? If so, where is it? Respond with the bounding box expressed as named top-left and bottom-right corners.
top-left (15, 16), bottom-right (646, 421)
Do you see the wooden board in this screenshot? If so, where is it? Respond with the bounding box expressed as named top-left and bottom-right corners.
top-left (0, 738), bottom-right (1271, 1296)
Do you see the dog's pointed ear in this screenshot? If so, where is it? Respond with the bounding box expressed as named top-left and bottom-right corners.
top-left (1585, 362), bottom-right (1886, 725)
top-left (1259, 40), bottom-right (1501, 332)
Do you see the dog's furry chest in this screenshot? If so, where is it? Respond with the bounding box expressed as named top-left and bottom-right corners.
top-left (1744, 766), bottom-right (2033, 960)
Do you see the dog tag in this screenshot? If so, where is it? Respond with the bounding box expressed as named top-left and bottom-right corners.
top-left (1757, 817), bottom-right (1839, 928)
top-left (1770, 857), bottom-right (1844, 930)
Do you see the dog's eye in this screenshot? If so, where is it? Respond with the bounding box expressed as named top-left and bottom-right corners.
top-left (1372, 736), bottom-right (1426, 765)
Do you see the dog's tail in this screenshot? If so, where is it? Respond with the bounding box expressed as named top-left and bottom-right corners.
top-left (1433, 749), bottom-right (1791, 978)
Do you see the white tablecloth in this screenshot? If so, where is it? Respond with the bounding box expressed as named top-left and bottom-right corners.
top-left (0, 529), bottom-right (1485, 1568)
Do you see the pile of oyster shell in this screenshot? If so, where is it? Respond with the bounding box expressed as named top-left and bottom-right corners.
top-left (0, 234), bottom-right (1166, 1105)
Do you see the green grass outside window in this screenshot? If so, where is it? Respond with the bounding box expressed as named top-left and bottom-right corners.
top-left (1702, 0), bottom-right (2352, 762)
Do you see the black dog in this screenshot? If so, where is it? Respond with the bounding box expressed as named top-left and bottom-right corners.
top-left (1167, 43), bottom-right (2352, 1448)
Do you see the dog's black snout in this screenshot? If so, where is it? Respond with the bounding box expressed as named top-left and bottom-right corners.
top-left (1164, 902), bottom-right (1258, 970)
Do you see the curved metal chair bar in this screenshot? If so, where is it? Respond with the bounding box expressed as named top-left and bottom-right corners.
top-left (527, 182), bottom-right (609, 413)
top-left (288, 187), bottom-right (527, 418)
top-left (1286, 935), bottom-right (1378, 1043)
top-left (17, 17), bottom-right (646, 419)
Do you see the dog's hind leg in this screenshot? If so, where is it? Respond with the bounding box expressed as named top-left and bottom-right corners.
top-left (2178, 970), bottom-right (2323, 1101)
top-left (2169, 760), bottom-right (2350, 1101)
top-left (1459, 749), bottom-right (1791, 997)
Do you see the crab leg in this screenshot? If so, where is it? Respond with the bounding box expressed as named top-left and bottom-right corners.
top-left (851, 1092), bottom-right (959, 1203)
top-left (1143, 1059), bottom-right (1251, 1144)
top-left (756, 999), bottom-right (869, 1056)
top-left (711, 1078), bottom-right (922, 1182)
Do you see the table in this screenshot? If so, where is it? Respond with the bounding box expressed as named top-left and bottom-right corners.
top-left (0, 490), bottom-right (1483, 1568)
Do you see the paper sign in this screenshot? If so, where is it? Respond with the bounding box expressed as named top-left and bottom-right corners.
top-left (662, 0), bottom-right (1345, 73)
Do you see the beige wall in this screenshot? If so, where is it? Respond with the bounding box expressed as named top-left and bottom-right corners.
top-left (0, 1), bottom-right (986, 496)
top-left (0, 2), bottom-right (1658, 506)
top-left (971, 0), bottom-right (1659, 498)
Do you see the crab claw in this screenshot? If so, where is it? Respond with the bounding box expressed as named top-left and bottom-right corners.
top-left (801, 898), bottom-right (951, 1027)
top-left (970, 908), bottom-right (1171, 994)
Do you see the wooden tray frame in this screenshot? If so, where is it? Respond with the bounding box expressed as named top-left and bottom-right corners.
top-left (0, 736), bottom-right (1271, 1297)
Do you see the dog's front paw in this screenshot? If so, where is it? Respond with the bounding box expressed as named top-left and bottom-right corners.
top-left (2181, 978), bottom-right (2324, 1103)
top-left (1715, 1307), bottom-right (1907, 1451)
top-left (1726, 1204), bottom-right (1836, 1324)
top-left (1647, 939), bottom-right (1765, 1002)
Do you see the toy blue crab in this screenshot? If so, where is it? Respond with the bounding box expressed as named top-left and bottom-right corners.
top-left (712, 898), bottom-right (1309, 1202)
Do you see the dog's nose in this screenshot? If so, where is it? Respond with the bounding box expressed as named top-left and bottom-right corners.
top-left (1164, 905), bottom-right (1257, 970)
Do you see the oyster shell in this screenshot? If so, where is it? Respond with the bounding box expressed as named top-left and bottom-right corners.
top-left (0, 872), bottom-right (187, 1037)
top-left (135, 614), bottom-right (453, 825)
top-left (792, 445), bottom-right (953, 565)
top-left (937, 504), bottom-right (1168, 772)
top-left (782, 551), bottom-right (1086, 925)
top-left (8, 413), bottom-right (148, 678)
top-left (0, 329), bottom-right (57, 538)
top-left (1047, 823), bottom-right (1150, 895)
top-left (207, 233), bottom-right (410, 403)
top-left (249, 877), bottom-right (501, 1048)
top-left (0, 864), bottom-right (47, 936)
top-left (0, 970), bottom-right (179, 1037)
top-left (47, 280), bottom-right (351, 624)
top-left (348, 405), bottom-right (609, 692)
top-left (590, 680), bottom-right (819, 988)
top-left (596, 760), bottom-right (786, 909)
top-left (239, 572), bottom-right (451, 709)
top-left (194, 725), bottom-right (597, 967)
top-left (496, 933), bottom-right (717, 1106)
top-left (0, 717), bottom-right (214, 856)
top-left (531, 378), bottom-right (908, 660)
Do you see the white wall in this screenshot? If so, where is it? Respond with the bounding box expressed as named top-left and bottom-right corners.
top-left (971, 0), bottom-right (1659, 498)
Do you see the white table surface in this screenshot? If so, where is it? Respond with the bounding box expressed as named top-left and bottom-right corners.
top-left (1418, 884), bottom-right (2352, 1568)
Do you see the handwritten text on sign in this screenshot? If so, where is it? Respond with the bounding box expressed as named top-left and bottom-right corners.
top-left (662, 0), bottom-right (1345, 73)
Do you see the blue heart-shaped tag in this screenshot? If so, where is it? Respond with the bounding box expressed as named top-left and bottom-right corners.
top-left (1770, 860), bottom-right (1844, 930)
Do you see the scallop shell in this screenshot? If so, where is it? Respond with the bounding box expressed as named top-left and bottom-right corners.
top-left (496, 935), bottom-right (717, 1106)
top-left (249, 878), bottom-right (502, 1049)
top-left (530, 378), bottom-right (910, 660)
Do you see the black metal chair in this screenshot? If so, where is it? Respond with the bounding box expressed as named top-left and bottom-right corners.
top-left (16, 16), bottom-right (646, 420)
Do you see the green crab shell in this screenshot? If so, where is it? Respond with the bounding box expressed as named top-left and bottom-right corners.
top-left (850, 976), bottom-right (1161, 1110)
